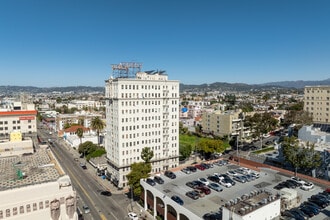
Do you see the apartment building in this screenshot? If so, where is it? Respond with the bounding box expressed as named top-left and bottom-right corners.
top-left (105, 67), bottom-right (180, 188)
top-left (55, 113), bottom-right (103, 132)
top-left (304, 85), bottom-right (330, 124)
top-left (201, 110), bottom-right (249, 138)
top-left (0, 101), bottom-right (37, 138)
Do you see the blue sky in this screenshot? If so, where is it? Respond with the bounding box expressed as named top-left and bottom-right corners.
top-left (0, 0), bottom-right (329, 87)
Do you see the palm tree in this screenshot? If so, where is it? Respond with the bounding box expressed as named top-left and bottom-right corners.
top-left (91, 116), bottom-right (105, 146)
top-left (76, 127), bottom-right (84, 145)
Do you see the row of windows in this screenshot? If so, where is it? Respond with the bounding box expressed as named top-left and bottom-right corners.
top-left (120, 100), bottom-right (178, 106)
top-left (305, 102), bottom-right (329, 106)
top-left (0, 120), bottom-right (32, 125)
top-left (0, 200), bottom-right (50, 219)
top-left (121, 85), bottom-right (177, 90)
top-left (306, 96), bottom-right (330, 100)
top-left (306, 89), bottom-right (330, 93)
top-left (0, 125), bottom-right (32, 130)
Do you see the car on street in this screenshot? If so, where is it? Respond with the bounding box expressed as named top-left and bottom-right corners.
top-left (80, 163), bottom-right (87, 170)
top-left (186, 190), bottom-right (199, 200)
top-left (82, 205), bottom-right (90, 214)
top-left (208, 183), bottom-right (223, 192)
top-left (146, 178), bottom-right (156, 186)
top-left (203, 212), bottom-right (222, 220)
top-left (100, 190), bottom-right (112, 196)
top-left (164, 170), bottom-right (176, 179)
top-left (171, 195), bottom-right (184, 205)
top-left (128, 212), bottom-right (138, 220)
top-left (300, 182), bottom-right (314, 191)
top-left (153, 176), bottom-right (164, 184)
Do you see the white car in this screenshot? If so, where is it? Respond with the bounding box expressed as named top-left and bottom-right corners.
top-left (198, 177), bottom-right (210, 186)
top-left (291, 176), bottom-right (307, 185)
top-left (226, 170), bottom-right (238, 176)
top-left (128, 212), bottom-right (138, 220)
top-left (219, 179), bottom-right (232, 188)
top-left (300, 182), bottom-right (314, 191)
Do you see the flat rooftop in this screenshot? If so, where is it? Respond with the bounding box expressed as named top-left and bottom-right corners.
top-left (0, 148), bottom-right (63, 191)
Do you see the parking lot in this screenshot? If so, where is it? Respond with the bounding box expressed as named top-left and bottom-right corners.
top-left (151, 161), bottom-right (330, 219)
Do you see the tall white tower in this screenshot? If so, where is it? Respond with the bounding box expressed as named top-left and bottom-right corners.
top-left (105, 63), bottom-right (180, 188)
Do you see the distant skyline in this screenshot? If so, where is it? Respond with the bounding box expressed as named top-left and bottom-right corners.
top-left (1, 0), bottom-right (329, 87)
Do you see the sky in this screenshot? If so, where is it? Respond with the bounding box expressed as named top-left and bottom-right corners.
top-left (0, 0), bottom-right (330, 87)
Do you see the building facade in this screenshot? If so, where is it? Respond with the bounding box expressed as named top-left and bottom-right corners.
top-left (0, 149), bottom-right (77, 220)
top-left (201, 110), bottom-right (250, 139)
top-left (0, 110), bottom-right (37, 138)
top-left (304, 85), bottom-right (330, 124)
top-left (105, 69), bottom-right (180, 188)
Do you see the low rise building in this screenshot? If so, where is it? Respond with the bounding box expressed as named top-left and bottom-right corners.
top-left (0, 148), bottom-right (77, 220)
top-left (0, 131), bottom-right (33, 158)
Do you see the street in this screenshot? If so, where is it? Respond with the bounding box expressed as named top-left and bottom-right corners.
top-left (38, 129), bottom-right (129, 220)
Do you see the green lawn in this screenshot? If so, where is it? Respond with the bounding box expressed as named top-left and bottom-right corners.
top-left (179, 134), bottom-right (198, 147)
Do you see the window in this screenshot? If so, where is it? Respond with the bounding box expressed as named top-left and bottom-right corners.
top-left (39, 202), bottom-right (43, 209)
top-left (26, 205), bottom-right (31, 212)
top-left (13, 208), bottom-right (17, 216)
top-left (19, 206), bottom-right (24, 214)
top-left (5, 209), bottom-right (10, 217)
top-left (33, 203), bottom-right (37, 211)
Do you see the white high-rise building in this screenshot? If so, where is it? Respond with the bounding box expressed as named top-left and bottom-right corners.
top-left (105, 63), bottom-right (180, 188)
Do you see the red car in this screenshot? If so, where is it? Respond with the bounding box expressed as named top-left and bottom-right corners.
top-left (195, 164), bottom-right (205, 170)
top-left (196, 186), bottom-right (211, 195)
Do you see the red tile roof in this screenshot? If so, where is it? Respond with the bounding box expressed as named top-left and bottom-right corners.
top-left (0, 110), bottom-right (37, 116)
top-left (64, 125), bottom-right (90, 133)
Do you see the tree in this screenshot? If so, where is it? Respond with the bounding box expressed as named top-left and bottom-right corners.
top-left (282, 137), bottom-right (321, 176)
top-left (245, 112), bottom-right (278, 147)
top-left (197, 138), bottom-right (226, 158)
top-left (141, 147), bottom-right (154, 163)
top-left (281, 110), bottom-right (313, 129)
top-left (78, 141), bottom-right (97, 159)
top-left (90, 116), bottom-right (105, 146)
top-left (179, 143), bottom-right (192, 161)
top-left (63, 122), bottom-right (71, 129)
top-left (76, 128), bottom-right (84, 145)
top-left (126, 162), bottom-right (151, 197)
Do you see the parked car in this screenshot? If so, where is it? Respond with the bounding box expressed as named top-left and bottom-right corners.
top-left (203, 212), bottom-right (222, 220)
top-left (198, 177), bottom-right (210, 186)
top-left (291, 176), bottom-right (307, 185)
top-left (207, 175), bottom-right (220, 183)
top-left (146, 178), bottom-right (156, 186)
top-left (100, 190), bottom-right (112, 196)
top-left (186, 181), bottom-right (199, 189)
top-left (300, 203), bottom-right (320, 215)
top-left (186, 166), bottom-right (197, 172)
top-left (164, 170), bottom-right (176, 179)
top-left (298, 206), bottom-right (315, 218)
top-left (219, 179), bottom-right (232, 188)
top-left (208, 183), bottom-right (223, 192)
top-left (194, 189), bottom-right (205, 198)
top-left (196, 186), bottom-right (211, 195)
top-left (171, 195), bottom-right (184, 205)
top-left (243, 174), bottom-right (254, 182)
top-left (195, 164), bottom-right (206, 170)
top-left (200, 163), bottom-right (210, 169)
top-left (186, 190), bottom-right (199, 200)
top-left (226, 170), bottom-right (238, 176)
top-left (250, 172), bottom-right (260, 179)
top-left (286, 179), bottom-right (302, 187)
top-left (233, 175), bottom-right (247, 183)
top-left (308, 197), bottom-right (328, 208)
top-left (300, 182), bottom-right (314, 191)
top-left (153, 176), bottom-right (164, 184)
top-left (290, 208), bottom-right (309, 219)
top-left (181, 167), bottom-right (191, 174)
